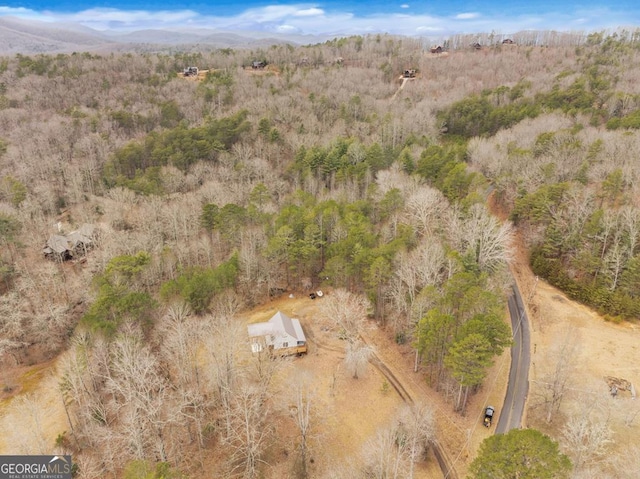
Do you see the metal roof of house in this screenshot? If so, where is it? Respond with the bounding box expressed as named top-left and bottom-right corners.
top-left (43, 224), bottom-right (95, 256)
top-left (270, 311), bottom-right (297, 338)
top-left (67, 229), bottom-right (93, 249)
top-left (44, 234), bottom-right (71, 254)
top-left (247, 321), bottom-right (274, 337)
top-left (291, 318), bottom-right (305, 343)
top-left (247, 311), bottom-right (306, 342)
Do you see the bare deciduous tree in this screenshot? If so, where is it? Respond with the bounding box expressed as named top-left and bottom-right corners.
top-left (157, 303), bottom-right (210, 449)
top-left (396, 403), bottom-right (436, 478)
top-left (361, 426), bottom-right (408, 479)
top-left (204, 311), bottom-right (244, 438)
top-left (290, 372), bottom-right (316, 479)
top-left (0, 291), bottom-right (28, 351)
top-left (319, 289), bottom-right (370, 342)
top-left (388, 239), bottom-right (446, 333)
top-left (103, 325), bottom-right (172, 462)
top-left (562, 404), bottom-right (615, 472)
top-left (541, 327), bottom-right (581, 423)
top-left (359, 403), bottom-right (435, 479)
top-left (460, 203), bottom-right (514, 272)
top-left (59, 333), bottom-right (112, 455)
top-left (608, 444), bottom-right (640, 479)
top-left (405, 186), bottom-right (447, 236)
top-left (344, 341), bottom-right (374, 380)
top-left (225, 382), bottom-right (272, 479)
top-left (248, 335), bottom-right (287, 404)
top-left (4, 393), bottom-right (52, 454)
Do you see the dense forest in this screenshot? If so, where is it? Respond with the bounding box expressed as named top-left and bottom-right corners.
top-left (1, 31), bottom-right (640, 478)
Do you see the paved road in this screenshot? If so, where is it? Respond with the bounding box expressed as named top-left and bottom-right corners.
top-left (496, 284), bottom-right (531, 433)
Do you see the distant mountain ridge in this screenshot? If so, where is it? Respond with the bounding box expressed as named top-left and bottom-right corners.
top-left (0, 17), bottom-right (113, 54)
top-left (0, 16), bottom-right (330, 54)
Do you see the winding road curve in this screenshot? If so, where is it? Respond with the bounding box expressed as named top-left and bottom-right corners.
top-left (496, 283), bottom-right (531, 433)
top-left (305, 278), bottom-right (533, 478)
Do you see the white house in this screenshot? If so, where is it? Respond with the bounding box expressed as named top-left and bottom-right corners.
top-left (247, 311), bottom-right (307, 355)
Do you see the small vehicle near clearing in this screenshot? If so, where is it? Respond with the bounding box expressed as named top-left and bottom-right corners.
top-left (484, 406), bottom-right (495, 427)
top-left (183, 66), bottom-right (199, 77)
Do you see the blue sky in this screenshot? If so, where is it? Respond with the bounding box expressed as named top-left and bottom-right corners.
top-left (1, 1), bottom-right (639, 35)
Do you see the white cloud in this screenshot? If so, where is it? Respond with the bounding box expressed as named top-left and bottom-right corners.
top-left (0, 6), bottom-right (34, 14)
top-left (237, 5), bottom-right (304, 23)
top-left (69, 8), bottom-right (199, 25)
top-left (0, 6), bottom-right (53, 22)
top-left (294, 8), bottom-right (324, 17)
top-left (0, 3), bottom-right (638, 37)
top-left (455, 12), bottom-right (480, 20)
top-left (276, 24), bottom-right (301, 33)
top-left (416, 26), bottom-right (443, 32)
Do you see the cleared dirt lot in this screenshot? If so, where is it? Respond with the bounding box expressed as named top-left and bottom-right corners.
top-left (525, 280), bottom-right (640, 438)
top-left (243, 295), bottom-right (444, 478)
top-left (511, 243), bottom-right (640, 472)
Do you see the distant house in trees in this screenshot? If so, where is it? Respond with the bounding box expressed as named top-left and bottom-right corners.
top-left (247, 311), bottom-right (307, 356)
top-left (43, 224), bottom-right (95, 261)
top-left (251, 60), bottom-right (266, 69)
top-left (472, 42), bottom-right (483, 50)
top-left (430, 45), bottom-right (443, 54)
top-left (403, 69), bottom-right (416, 78)
top-left (183, 66), bottom-right (198, 77)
